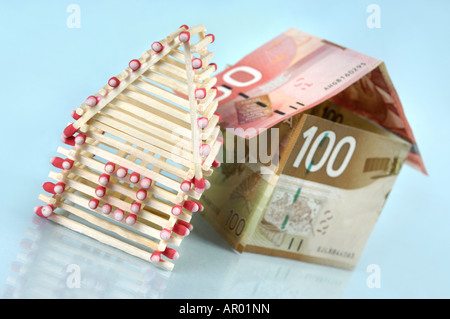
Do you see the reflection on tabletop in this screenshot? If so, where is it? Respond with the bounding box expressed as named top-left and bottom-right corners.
top-left (2, 216), bottom-right (171, 299)
top-left (2, 214), bottom-right (352, 299)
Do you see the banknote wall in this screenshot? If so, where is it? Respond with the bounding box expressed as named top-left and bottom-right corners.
top-left (199, 29), bottom-right (425, 269)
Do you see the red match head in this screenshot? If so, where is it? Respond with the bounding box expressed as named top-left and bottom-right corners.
top-left (129, 59), bottom-right (141, 71)
top-left (197, 117), bottom-right (209, 129)
top-left (129, 172), bottom-right (140, 184)
top-left (152, 248), bottom-right (182, 262)
top-left (179, 25), bottom-right (189, 30)
top-left (136, 189), bottom-right (147, 201)
top-left (98, 173), bottom-right (110, 186)
top-left (116, 167), bottom-right (128, 178)
top-left (179, 31), bottom-right (190, 43)
top-left (85, 95), bottom-right (98, 107)
top-left (88, 198), bottom-right (99, 210)
top-left (140, 177), bottom-right (152, 189)
top-left (130, 202), bottom-right (141, 214)
top-left (151, 41), bottom-right (164, 53)
top-left (63, 123), bottom-right (78, 138)
top-left (41, 205), bottom-right (54, 218)
top-left (194, 177), bottom-right (206, 193)
top-left (160, 228), bottom-right (172, 241)
top-left (113, 209), bottom-right (124, 221)
top-left (177, 219), bottom-right (194, 231)
top-left (150, 251), bottom-right (161, 263)
top-left (71, 110), bottom-right (82, 120)
top-left (101, 203), bottom-right (112, 215)
top-left (214, 112), bottom-right (222, 122)
top-left (125, 213), bottom-right (137, 225)
top-left (195, 88), bottom-right (206, 99)
top-left (104, 162), bottom-right (116, 174)
top-left (172, 223), bottom-right (190, 237)
top-left (50, 157), bottom-right (64, 169)
top-left (180, 180), bottom-right (191, 193)
top-left (42, 182), bottom-right (56, 194)
top-left (34, 206), bottom-right (42, 217)
top-left (61, 135), bottom-right (75, 146)
top-left (171, 205), bottom-right (183, 216)
top-left (95, 186), bottom-right (106, 198)
top-left (209, 63), bottom-right (217, 71)
top-left (54, 182), bottom-right (66, 194)
top-left (199, 144), bottom-right (211, 157)
top-left (62, 158), bottom-right (74, 170)
top-left (212, 158), bottom-right (221, 168)
top-left (108, 77), bottom-right (120, 88)
top-left (206, 33), bottom-right (215, 43)
top-left (34, 205), bottom-right (52, 218)
top-left (162, 247), bottom-right (179, 260)
top-left (183, 200), bottom-right (199, 213)
top-left (192, 58), bottom-right (202, 69)
top-left (74, 134), bottom-right (86, 145)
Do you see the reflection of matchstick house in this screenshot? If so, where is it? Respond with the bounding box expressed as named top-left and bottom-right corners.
top-left (2, 216), bottom-right (172, 298)
top-left (260, 180), bottom-right (324, 246)
top-left (33, 25), bottom-right (222, 271)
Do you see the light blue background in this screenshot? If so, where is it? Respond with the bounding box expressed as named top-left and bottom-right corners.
top-left (0, 0), bottom-right (449, 298)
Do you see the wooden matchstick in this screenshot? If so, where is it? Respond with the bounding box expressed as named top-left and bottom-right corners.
top-left (183, 42), bottom-right (203, 182)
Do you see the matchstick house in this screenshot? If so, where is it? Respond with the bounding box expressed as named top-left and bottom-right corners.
top-left (34, 25), bottom-right (221, 271)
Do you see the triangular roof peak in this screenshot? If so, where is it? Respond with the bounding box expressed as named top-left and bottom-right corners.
top-left (214, 28), bottom-right (426, 174)
top-left (36, 25), bottom-right (221, 270)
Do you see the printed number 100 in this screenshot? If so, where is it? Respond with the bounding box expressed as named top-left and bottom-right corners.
top-left (293, 126), bottom-right (356, 178)
top-left (225, 210), bottom-right (246, 237)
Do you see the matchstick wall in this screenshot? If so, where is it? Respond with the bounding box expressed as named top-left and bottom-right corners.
top-left (34, 25), bottom-right (221, 271)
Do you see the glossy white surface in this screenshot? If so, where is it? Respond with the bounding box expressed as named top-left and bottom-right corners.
top-left (2, 214), bottom-right (352, 299)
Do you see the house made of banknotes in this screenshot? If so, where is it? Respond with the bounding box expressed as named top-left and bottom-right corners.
top-left (200, 28), bottom-right (426, 270)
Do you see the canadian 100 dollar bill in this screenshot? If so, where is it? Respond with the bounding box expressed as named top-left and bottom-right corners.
top-left (201, 110), bottom-right (412, 269)
top-left (214, 28), bottom-right (426, 174)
